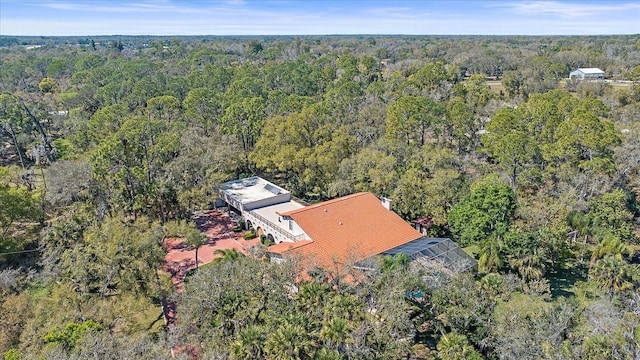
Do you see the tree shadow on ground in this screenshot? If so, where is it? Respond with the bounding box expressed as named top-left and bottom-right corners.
top-left (193, 210), bottom-right (238, 241)
top-left (546, 265), bottom-right (588, 298)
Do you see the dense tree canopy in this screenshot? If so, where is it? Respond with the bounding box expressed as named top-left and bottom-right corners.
top-left (0, 34), bottom-right (639, 358)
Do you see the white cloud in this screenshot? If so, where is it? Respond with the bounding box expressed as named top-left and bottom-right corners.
top-left (364, 7), bottom-right (414, 17)
top-left (32, 1), bottom-right (208, 14)
top-left (500, 1), bottom-right (640, 18)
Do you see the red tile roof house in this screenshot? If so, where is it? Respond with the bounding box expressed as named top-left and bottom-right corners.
top-left (219, 177), bottom-right (475, 281)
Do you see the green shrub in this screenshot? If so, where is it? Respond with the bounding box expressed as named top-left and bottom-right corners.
top-left (261, 235), bottom-right (274, 246)
top-left (4, 349), bottom-right (20, 360)
top-left (232, 219), bottom-right (245, 232)
top-left (43, 320), bottom-right (103, 350)
top-left (243, 231), bottom-right (256, 240)
top-left (52, 138), bottom-right (75, 160)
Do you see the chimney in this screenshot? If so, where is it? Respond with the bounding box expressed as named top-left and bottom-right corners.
top-left (381, 197), bottom-right (392, 211)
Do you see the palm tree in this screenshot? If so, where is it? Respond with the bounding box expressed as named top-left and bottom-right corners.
top-left (508, 246), bottom-right (545, 280)
top-left (213, 248), bottom-right (243, 264)
top-left (590, 255), bottom-right (635, 300)
top-left (314, 348), bottom-right (342, 360)
top-left (320, 317), bottom-right (351, 350)
top-left (264, 322), bottom-right (315, 360)
top-left (230, 325), bottom-right (265, 360)
top-left (479, 273), bottom-right (505, 298)
top-left (478, 237), bottom-right (503, 273)
top-left (296, 281), bottom-right (330, 320)
top-left (582, 334), bottom-right (614, 359)
top-left (325, 293), bottom-right (362, 322)
top-left (437, 332), bottom-right (482, 360)
top-left (589, 235), bottom-right (632, 268)
top-left (186, 231), bottom-right (208, 269)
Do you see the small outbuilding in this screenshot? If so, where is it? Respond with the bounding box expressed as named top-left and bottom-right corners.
top-left (569, 68), bottom-right (605, 80)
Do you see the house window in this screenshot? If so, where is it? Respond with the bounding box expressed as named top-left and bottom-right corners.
top-left (289, 220), bottom-right (293, 230)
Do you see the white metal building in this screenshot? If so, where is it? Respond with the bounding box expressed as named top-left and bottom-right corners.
top-left (569, 68), bottom-right (605, 80)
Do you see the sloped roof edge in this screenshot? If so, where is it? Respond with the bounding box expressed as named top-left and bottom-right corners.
top-left (267, 240), bottom-right (313, 254)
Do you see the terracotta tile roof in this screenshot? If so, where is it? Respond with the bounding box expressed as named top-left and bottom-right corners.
top-left (273, 192), bottom-right (422, 271)
top-left (267, 240), bottom-right (313, 254)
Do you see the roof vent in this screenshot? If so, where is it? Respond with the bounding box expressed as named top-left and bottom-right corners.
top-left (324, 209), bottom-right (328, 212)
top-left (339, 221), bottom-right (343, 225)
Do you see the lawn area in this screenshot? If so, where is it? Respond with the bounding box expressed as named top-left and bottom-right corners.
top-left (485, 80), bottom-right (505, 95)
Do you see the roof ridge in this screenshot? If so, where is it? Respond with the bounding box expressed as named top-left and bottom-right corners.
top-left (281, 192), bottom-right (371, 216)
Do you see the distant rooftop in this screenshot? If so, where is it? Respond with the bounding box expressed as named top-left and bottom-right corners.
top-left (576, 67), bottom-right (604, 74)
top-left (220, 176), bottom-right (289, 205)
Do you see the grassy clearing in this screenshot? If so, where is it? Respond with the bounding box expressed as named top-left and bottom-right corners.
top-left (485, 80), bottom-right (506, 95)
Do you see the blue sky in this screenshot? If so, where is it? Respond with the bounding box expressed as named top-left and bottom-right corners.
top-left (1, 0), bottom-right (638, 36)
